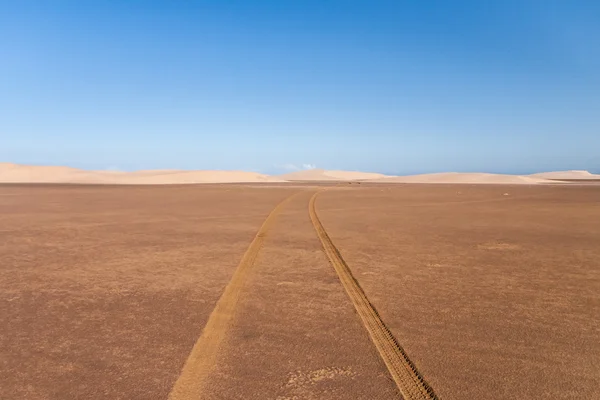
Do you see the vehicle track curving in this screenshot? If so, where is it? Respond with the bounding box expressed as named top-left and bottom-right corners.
top-left (168, 193), bottom-right (300, 400)
top-left (309, 191), bottom-right (439, 400)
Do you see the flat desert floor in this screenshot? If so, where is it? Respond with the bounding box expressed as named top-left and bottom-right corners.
top-left (1, 183), bottom-right (599, 399)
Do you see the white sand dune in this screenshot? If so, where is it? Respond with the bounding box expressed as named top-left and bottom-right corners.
top-left (0, 163), bottom-right (284, 184)
top-left (369, 172), bottom-right (551, 184)
top-left (0, 163), bottom-right (102, 183)
top-left (2, 163), bottom-right (592, 185)
top-left (529, 170), bottom-right (600, 180)
top-left (115, 170), bottom-right (284, 184)
top-left (279, 168), bottom-right (388, 181)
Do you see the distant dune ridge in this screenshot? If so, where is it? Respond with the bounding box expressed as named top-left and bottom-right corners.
top-left (0, 163), bottom-right (284, 184)
top-left (528, 170), bottom-right (600, 180)
top-left (278, 168), bottom-right (389, 181)
top-left (1, 163), bottom-right (597, 184)
top-left (371, 172), bottom-right (550, 184)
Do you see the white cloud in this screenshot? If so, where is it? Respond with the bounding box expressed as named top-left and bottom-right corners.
top-left (277, 163), bottom-right (317, 171)
top-left (280, 163), bottom-right (300, 171)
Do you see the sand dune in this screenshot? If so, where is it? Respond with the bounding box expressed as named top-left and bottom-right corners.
top-left (369, 172), bottom-right (551, 184)
top-left (0, 163), bottom-right (284, 184)
top-left (529, 170), bottom-right (600, 180)
top-left (2, 163), bottom-right (593, 185)
top-left (0, 163), bottom-right (102, 183)
top-left (116, 170), bottom-right (284, 184)
top-left (279, 168), bottom-right (388, 181)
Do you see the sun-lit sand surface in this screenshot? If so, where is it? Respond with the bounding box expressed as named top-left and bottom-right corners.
top-left (279, 168), bottom-right (389, 181)
top-left (370, 172), bottom-right (551, 184)
top-left (2, 183), bottom-right (598, 400)
top-left (529, 170), bottom-right (600, 180)
top-left (4, 163), bottom-right (599, 185)
top-left (0, 163), bottom-right (284, 184)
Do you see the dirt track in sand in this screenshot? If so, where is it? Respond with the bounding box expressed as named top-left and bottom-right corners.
top-left (317, 184), bottom-right (600, 399)
top-left (0, 185), bottom-right (295, 399)
top-left (1, 185), bottom-right (405, 400)
top-left (169, 190), bottom-right (433, 399)
top-left (2, 183), bottom-right (599, 399)
top-left (195, 191), bottom-right (400, 399)
top-left (168, 193), bottom-right (300, 399)
top-left (310, 191), bottom-right (436, 400)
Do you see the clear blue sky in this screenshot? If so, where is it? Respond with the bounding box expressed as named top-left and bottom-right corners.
top-left (1, 1), bottom-right (598, 174)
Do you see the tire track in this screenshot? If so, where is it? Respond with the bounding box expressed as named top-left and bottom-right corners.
top-left (309, 191), bottom-right (438, 400)
top-left (168, 193), bottom-right (299, 400)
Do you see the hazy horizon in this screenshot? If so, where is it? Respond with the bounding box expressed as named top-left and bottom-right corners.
top-left (2, 1), bottom-right (599, 175)
top-left (2, 161), bottom-right (598, 177)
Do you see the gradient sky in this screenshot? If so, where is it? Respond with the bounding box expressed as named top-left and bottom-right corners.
top-left (1, 1), bottom-right (599, 174)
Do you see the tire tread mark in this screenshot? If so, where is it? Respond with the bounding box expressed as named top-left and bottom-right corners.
top-left (309, 192), bottom-right (439, 400)
top-left (168, 193), bottom-right (299, 400)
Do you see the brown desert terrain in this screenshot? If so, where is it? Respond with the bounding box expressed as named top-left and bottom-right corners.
top-left (0, 184), bottom-right (292, 399)
top-left (1, 182), bottom-right (599, 399)
top-left (317, 184), bottom-right (600, 399)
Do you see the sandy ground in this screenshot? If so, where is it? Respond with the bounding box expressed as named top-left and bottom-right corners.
top-left (2, 183), bottom-right (599, 399)
top-left (317, 184), bottom-right (600, 399)
top-left (0, 185), bottom-right (292, 399)
top-left (201, 191), bottom-right (398, 399)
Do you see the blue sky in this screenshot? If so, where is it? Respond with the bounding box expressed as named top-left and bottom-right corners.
top-left (1, 1), bottom-right (598, 174)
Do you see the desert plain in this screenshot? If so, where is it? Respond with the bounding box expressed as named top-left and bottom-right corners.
top-left (1, 177), bottom-right (599, 399)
